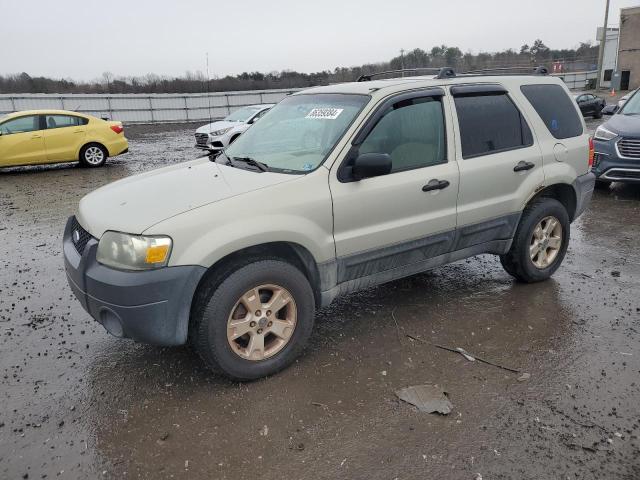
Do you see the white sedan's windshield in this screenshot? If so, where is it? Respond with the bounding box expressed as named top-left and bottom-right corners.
top-left (225, 106), bottom-right (263, 122)
top-left (223, 94), bottom-right (369, 173)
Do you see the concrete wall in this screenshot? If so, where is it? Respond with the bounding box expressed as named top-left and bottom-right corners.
top-left (0, 88), bottom-right (302, 124)
top-left (618, 6), bottom-right (640, 90)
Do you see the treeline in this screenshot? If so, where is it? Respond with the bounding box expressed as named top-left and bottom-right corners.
top-left (0, 40), bottom-right (598, 94)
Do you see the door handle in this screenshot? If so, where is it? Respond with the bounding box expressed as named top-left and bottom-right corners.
top-left (31, 134), bottom-right (42, 139)
top-left (422, 179), bottom-right (450, 192)
top-left (74, 130), bottom-right (83, 133)
top-left (513, 161), bottom-right (535, 172)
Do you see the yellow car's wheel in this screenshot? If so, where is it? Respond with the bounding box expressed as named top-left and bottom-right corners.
top-left (80, 144), bottom-right (107, 168)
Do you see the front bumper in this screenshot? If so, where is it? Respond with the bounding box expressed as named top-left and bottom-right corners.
top-left (572, 172), bottom-right (596, 220)
top-left (195, 136), bottom-right (225, 150)
top-left (593, 137), bottom-right (640, 183)
top-left (63, 217), bottom-right (206, 346)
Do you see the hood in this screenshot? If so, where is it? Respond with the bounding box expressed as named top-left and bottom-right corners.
top-left (604, 114), bottom-right (640, 138)
top-left (195, 120), bottom-right (241, 134)
top-left (77, 158), bottom-right (299, 237)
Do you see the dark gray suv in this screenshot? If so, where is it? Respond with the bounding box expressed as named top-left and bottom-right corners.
top-left (592, 89), bottom-right (640, 186)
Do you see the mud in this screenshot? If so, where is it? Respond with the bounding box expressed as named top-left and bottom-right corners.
top-left (1, 120), bottom-right (639, 479)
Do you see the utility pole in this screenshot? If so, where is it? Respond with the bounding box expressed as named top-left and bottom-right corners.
top-left (596, 0), bottom-right (611, 91)
top-left (400, 49), bottom-right (405, 76)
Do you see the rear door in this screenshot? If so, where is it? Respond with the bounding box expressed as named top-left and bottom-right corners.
top-left (0, 115), bottom-right (45, 166)
top-left (43, 114), bottom-right (87, 161)
top-left (330, 89), bottom-right (459, 283)
top-left (450, 84), bottom-right (544, 242)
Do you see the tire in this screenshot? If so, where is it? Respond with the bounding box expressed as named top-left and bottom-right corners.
top-left (499, 197), bottom-right (570, 283)
top-left (594, 110), bottom-right (603, 119)
top-left (79, 144), bottom-right (107, 167)
top-left (192, 259), bottom-right (315, 380)
top-left (595, 179), bottom-right (612, 189)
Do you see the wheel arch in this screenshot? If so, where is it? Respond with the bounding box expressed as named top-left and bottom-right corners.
top-left (78, 141), bottom-right (109, 160)
top-left (190, 241), bottom-right (323, 316)
top-left (526, 183), bottom-right (577, 221)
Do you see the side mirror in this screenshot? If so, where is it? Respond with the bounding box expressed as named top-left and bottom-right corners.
top-left (352, 153), bottom-right (392, 180)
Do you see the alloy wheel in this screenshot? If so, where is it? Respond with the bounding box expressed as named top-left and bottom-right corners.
top-left (84, 146), bottom-right (105, 165)
top-left (530, 215), bottom-right (562, 269)
top-left (226, 284), bottom-right (297, 361)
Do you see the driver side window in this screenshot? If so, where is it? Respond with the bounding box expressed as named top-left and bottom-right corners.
top-left (0, 115), bottom-right (40, 135)
top-left (358, 96), bottom-right (447, 173)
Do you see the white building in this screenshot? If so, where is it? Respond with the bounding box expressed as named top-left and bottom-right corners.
top-left (597, 26), bottom-right (620, 88)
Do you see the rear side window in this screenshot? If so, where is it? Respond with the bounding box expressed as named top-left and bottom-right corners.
top-left (520, 84), bottom-right (583, 139)
top-left (453, 93), bottom-right (533, 159)
top-left (45, 115), bottom-right (86, 129)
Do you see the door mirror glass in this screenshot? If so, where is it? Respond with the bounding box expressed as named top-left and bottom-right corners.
top-left (352, 153), bottom-right (392, 180)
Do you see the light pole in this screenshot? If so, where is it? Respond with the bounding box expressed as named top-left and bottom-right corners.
top-left (596, 0), bottom-right (611, 91)
top-left (400, 49), bottom-right (405, 76)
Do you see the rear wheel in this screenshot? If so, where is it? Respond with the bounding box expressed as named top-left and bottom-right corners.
top-left (192, 259), bottom-right (315, 380)
top-left (79, 144), bottom-right (107, 167)
top-left (500, 198), bottom-right (570, 283)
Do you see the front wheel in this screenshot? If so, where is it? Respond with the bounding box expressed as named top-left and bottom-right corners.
top-left (192, 259), bottom-right (315, 380)
top-left (79, 144), bottom-right (107, 167)
top-left (500, 198), bottom-right (570, 283)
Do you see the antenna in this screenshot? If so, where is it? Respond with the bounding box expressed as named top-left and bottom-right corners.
top-left (206, 52), bottom-right (212, 127)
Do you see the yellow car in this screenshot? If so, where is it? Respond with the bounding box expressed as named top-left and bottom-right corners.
top-left (0, 110), bottom-right (128, 168)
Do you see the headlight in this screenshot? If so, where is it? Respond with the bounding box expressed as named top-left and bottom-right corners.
top-left (594, 126), bottom-right (618, 141)
top-left (97, 232), bottom-right (172, 270)
top-left (211, 127), bottom-right (233, 136)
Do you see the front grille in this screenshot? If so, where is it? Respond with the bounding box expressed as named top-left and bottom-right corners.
top-left (617, 138), bottom-right (640, 159)
top-left (70, 217), bottom-right (93, 255)
top-left (605, 169), bottom-right (640, 180)
top-left (195, 133), bottom-right (209, 145)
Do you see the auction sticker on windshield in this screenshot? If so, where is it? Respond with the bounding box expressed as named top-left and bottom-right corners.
top-left (306, 108), bottom-right (344, 119)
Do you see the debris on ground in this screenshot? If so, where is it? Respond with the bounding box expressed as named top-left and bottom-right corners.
top-left (395, 384), bottom-right (452, 415)
top-left (406, 335), bottom-right (520, 373)
top-left (517, 373), bottom-right (531, 382)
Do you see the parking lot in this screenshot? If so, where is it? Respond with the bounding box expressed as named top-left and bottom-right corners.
top-left (1, 117), bottom-right (639, 479)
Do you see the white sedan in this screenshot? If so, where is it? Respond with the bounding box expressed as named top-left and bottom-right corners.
top-left (194, 104), bottom-right (274, 151)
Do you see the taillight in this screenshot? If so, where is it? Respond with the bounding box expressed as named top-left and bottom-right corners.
top-left (110, 124), bottom-right (124, 134)
top-left (588, 136), bottom-right (594, 169)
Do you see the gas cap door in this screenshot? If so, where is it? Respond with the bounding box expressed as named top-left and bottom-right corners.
top-left (553, 142), bottom-right (569, 162)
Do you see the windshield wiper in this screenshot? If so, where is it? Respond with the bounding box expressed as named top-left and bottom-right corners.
top-left (232, 156), bottom-right (270, 172)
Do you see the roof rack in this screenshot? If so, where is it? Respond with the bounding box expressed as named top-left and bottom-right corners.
top-left (460, 66), bottom-right (549, 76)
top-left (356, 67), bottom-right (456, 82)
top-left (356, 65), bottom-right (548, 82)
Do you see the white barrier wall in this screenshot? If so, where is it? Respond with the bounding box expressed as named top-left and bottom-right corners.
top-left (0, 73), bottom-right (597, 124)
top-left (0, 88), bottom-right (302, 124)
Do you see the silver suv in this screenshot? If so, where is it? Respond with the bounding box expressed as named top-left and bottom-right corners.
top-left (64, 68), bottom-right (595, 380)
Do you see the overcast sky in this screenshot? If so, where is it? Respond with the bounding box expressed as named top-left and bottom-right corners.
top-left (1, 0), bottom-right (638, 80)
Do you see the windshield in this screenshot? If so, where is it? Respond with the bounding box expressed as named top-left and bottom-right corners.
top-left (225, 106), bottom-right (263, 122)
top-left (223, 93), bottom-right (370, 173)
top-left (620, 90), bottom-right (640, 115)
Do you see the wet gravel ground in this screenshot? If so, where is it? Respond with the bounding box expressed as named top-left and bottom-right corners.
top-left (1, 118), bottom-right (639, 480)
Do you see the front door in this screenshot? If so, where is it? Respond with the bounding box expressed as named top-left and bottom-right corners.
top-left (330, 89), bottom-right (459, 284)
top-left (43, 114), bottom-right (87, 161)
top-left (0, 115), bottom-right (45, 167)
top-left (450, 84), bottom-right (544, 245)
